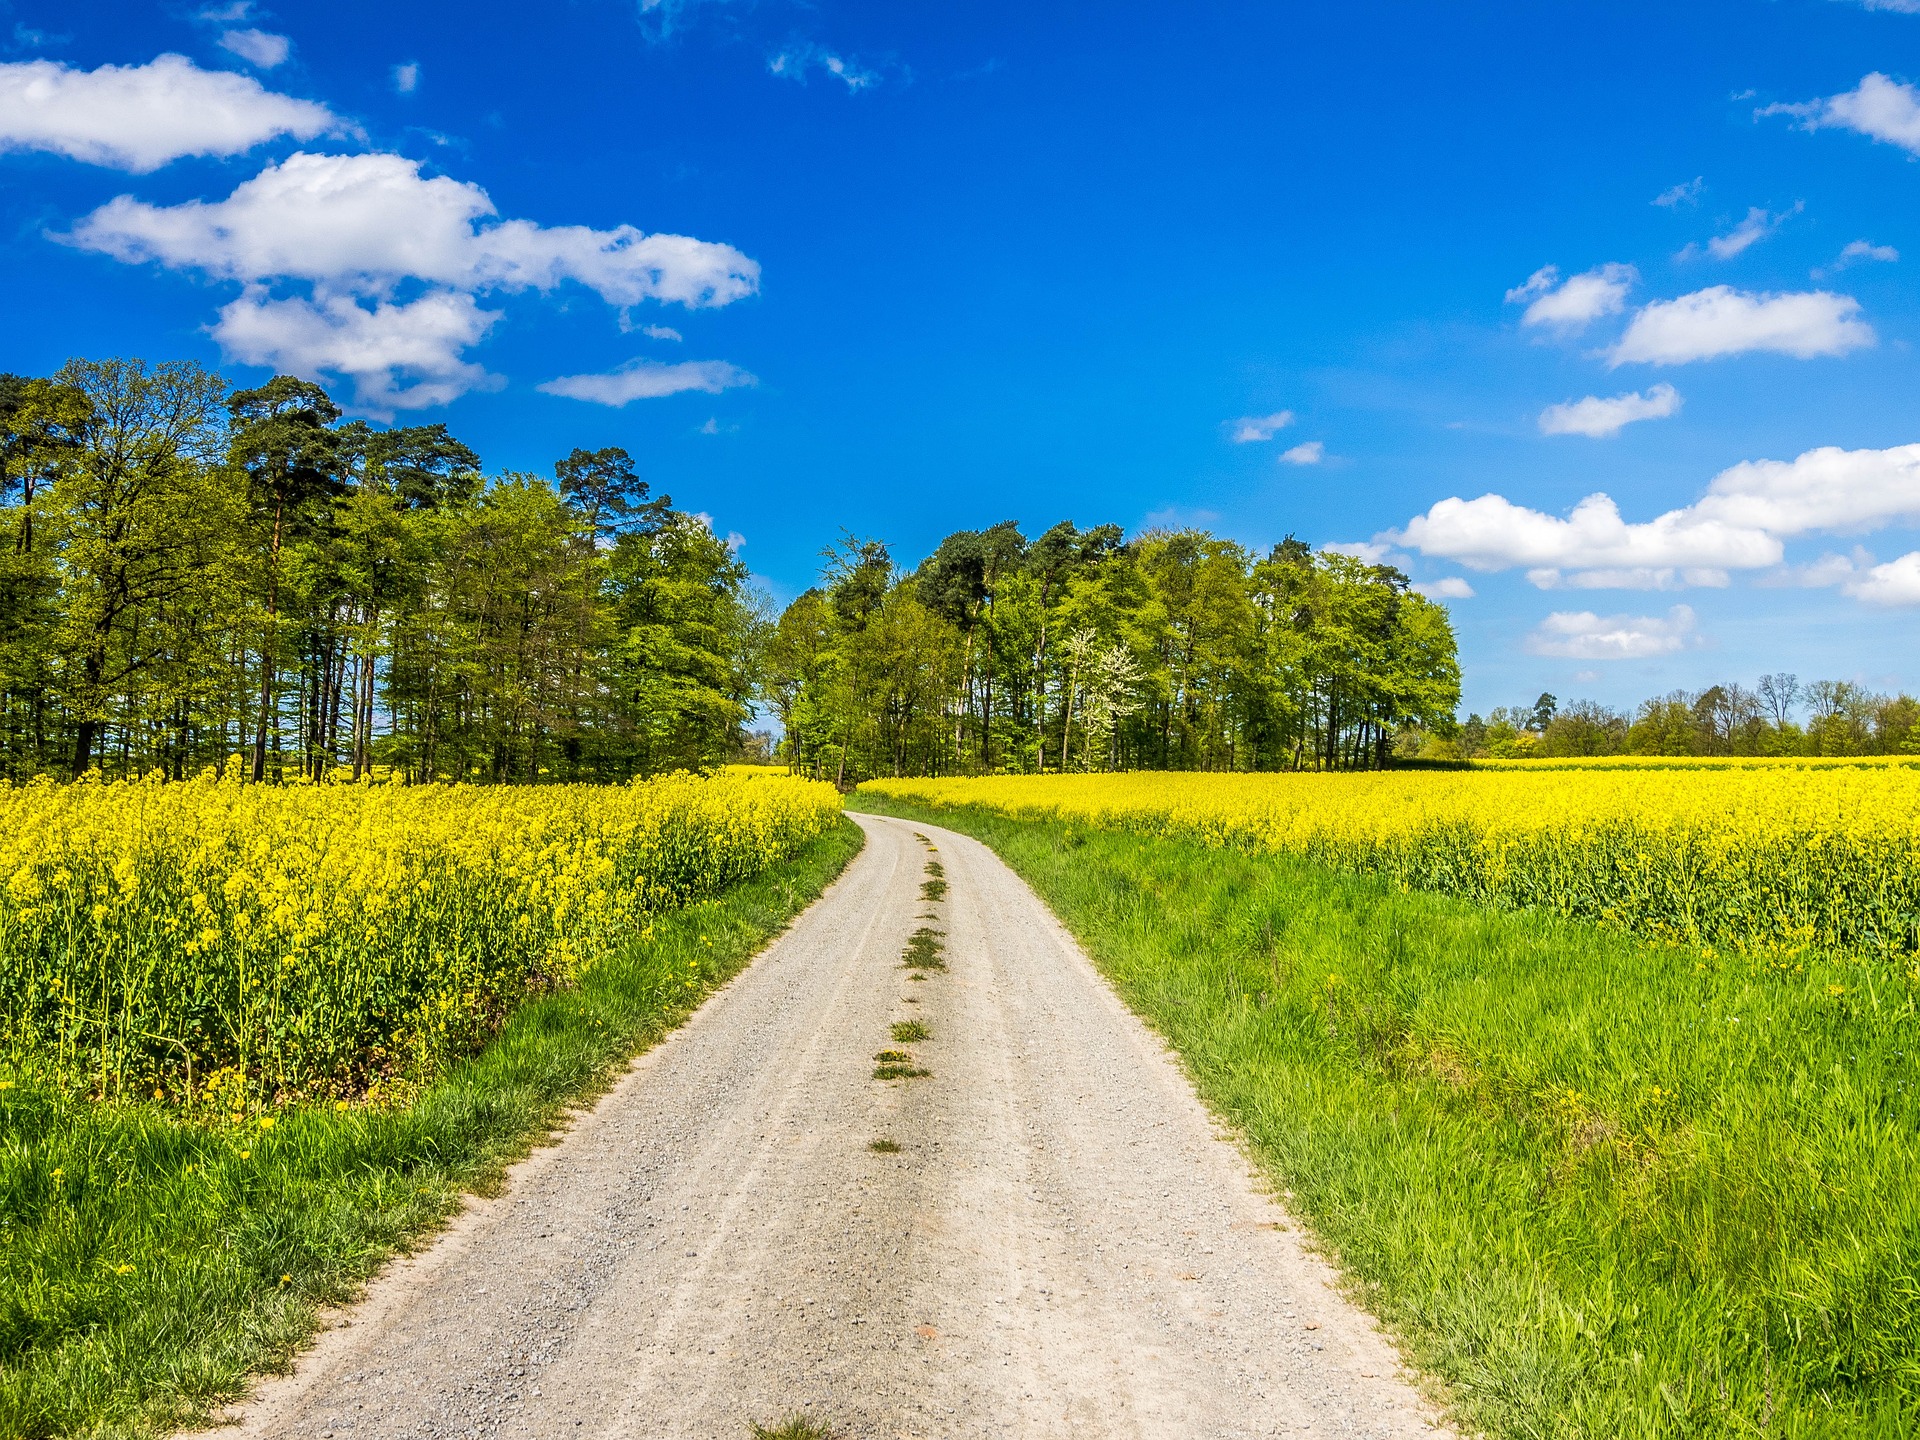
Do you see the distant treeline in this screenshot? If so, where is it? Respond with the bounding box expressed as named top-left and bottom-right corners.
top-left (0, 360), bottom-right (755, 782)
top-left (1464, 678), bottom-right (1920, 759)
top-left (766, 525), bottom-right (1461, 780)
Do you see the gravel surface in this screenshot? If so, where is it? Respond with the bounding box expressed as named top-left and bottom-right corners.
top-left (223, 814), bottom-right (1454, 1440)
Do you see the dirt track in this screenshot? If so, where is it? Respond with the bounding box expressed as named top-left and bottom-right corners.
top-left (225, 813), bottom-right (1452, 1440)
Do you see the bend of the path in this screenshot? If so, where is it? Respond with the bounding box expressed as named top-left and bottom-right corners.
top-left (225, 814), bottom-right (1453, 1440)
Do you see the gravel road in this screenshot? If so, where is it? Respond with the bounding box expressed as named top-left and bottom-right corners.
top-left (225, 813), bottom-right (1453, 1440)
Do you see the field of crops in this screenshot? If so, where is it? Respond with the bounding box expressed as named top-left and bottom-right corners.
top-left (859, 764), bottom-right (1920, 963)
top-left (0, 767), bottom-right (842, 1105)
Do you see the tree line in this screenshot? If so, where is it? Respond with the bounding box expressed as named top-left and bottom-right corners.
top-left (0, 356), bottom-right (1463, 785)
top-left (0, 359), bottom-right (756, 782)
top-left (765, 525), bottom-right (1462, 781)
top-left (1463, 678), bottom-right (1920, 759)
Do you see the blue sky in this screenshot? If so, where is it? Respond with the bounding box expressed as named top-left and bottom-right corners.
top-left (3, 0), bottom-right (1919, 714)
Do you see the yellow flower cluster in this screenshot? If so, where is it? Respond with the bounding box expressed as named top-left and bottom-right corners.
top-left (0, 767), bottom-right (841, 1102)
top-left (1475, 754), bottom-right (1920, 772)
top-left (859, 766), bottom-right (1920, 961)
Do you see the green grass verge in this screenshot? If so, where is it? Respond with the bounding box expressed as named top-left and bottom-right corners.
top-left (852, 797), bottom-right (1920, 1439)
top-left (0, 816), bottom-right (864, 1440)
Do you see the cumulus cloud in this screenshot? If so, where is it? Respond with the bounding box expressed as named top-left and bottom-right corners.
top-left (392, 62), bottom-right (419, 94)
top-left (1767, 72), bottom-right (1920, 155)
top-left (1279, 441), bottom-right (1325, 465)
top-left (218, 28), bottom-right (290, 69)
top-left (63, 149), bottom-right (760, 410)
top-left (1525, 605), bottom-right (1697, 661)
top-left (1608, 286), bottom-right (1873, 365)
top-left (640, 323), bottom-right (683, 341)
top-left (1506, 263), bottom-right (1637, 330)
top-left (537, 358), bottom-right (756, 407)
top-left (1653, 177), bottom-right (1703, 207)
top-left (1538, 383), bottom-right (1682, 438)
top-left (768, 44), bottom-right (877, 90)
top-left (1397, 492), bottom-right (1777, 584)
top-left (1231, 410), bottom-right (1293, 443)
top-left (68, 151), bottom-right (761, 307)
top-left (1846, 551), bottom-right (1920, 605)
top-left (1413, 576), bottom-right (1475, 599)
top-left (0, 53), bottom-right (337, 171)
top-left (1393, 441), bottom-right (1920, 590)
top-left (212, 288), bottom-right (501, 415)
top-left (1697, 204), bottom-right (1798, 260)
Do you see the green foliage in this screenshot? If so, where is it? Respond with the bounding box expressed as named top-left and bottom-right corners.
top-left (901, 927), bottom-right (945, 969)
top-left (764, 525), bottom-right (1462, 783)
top-left (1465, 675), bottom-right (1920, 762)
top-left (0, 361), bottom-right (759, 782)
top-left (861, 796), bottom-right (1920, 1439)
top-left (749, 1418), bottom-right (839, 1440)
top-left (0, 818), bottom-right (863, 1440)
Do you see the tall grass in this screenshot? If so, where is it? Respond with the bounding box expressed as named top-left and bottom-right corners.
top-left (855, 796), bottom-right (1920, 1439)
top-left (0, 818), bottom-right (863, 1440)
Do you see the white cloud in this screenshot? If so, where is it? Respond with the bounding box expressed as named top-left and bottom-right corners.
top-left (1846, 551), bottom-right (1920, 605)
top-left (1699, 204), bottom-right (1798, 260)
top-left (1755, 549), bottom-right (1872, 588)
top-left (1692, 443), bottom-right (1920, 535)
top-left (1324, 541), bottom-right (1392, 564)
top-left (1653, 177), bottom-right (1703, 207)
top-left (1396, 492), bottom-right (1779, 580)
top-left (1538, 383), bottom-right (1682, 438)
top-left (537, 358), bottom-right (756, 407)
top-left (1231, 410), bottom-right (1293, 443)
top-left (1394, 442), bottom-right (1920, 590)
top-left (1768, 72), bottom-right (1920, 155)
top-left (0, 53), bottom-right (337, 171)
top-left (66, 151), bottom-right (760, 413)
top-left (1525, 605), bottom-right (1697, 661)
top-left (1506, 262), bottom-right (1637, 330)
top-left (1838, 0), bottom-right (1920, 10)
top-left (218, 28), bottom-right (290, 69)
top-left (212, 287), bottom-right (501, 415)
top-left (1278, 441), bottom-right (1325, 465)
top-left (69, 151), bottom-right (760, 307)
top-left (641, 323), bottom-right (683, 341)
top-left (1528, 566), bottom-right (1729, 590)
top-left (1608, 286), bottom-right (1873, 365)
top-left (768, 44), bottom-right (877, 90)
top-left (1413, 576), bottom-right (1475, 599)
top-left (392, 62), bottom-right (420, 94)
top-left (1833, 239), bottom-right (1899, 269)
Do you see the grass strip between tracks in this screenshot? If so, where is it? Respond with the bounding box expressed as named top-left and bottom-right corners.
top-left (852, 796), bottom-right (1920, 1440)
top-left (0, 816), bottom-right (865, 1440)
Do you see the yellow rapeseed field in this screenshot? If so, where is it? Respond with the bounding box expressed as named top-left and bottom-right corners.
top-left (860, 766), bottom-right (1920, 963)
top-left (0, 766), bottom-right (841, 1103)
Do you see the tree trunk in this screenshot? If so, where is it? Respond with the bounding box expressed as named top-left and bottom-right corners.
top-left (251, 502), bottom-right (284, 783)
